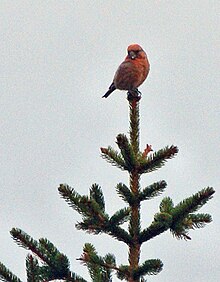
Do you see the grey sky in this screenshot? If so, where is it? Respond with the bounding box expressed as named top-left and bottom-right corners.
top-left (1, 1), bottom-right (219, 281)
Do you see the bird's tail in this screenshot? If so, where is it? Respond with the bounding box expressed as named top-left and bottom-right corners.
top-left (102, 83), bottom-right (116, 98)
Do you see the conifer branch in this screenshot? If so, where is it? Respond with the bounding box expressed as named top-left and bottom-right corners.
top-left (139, 213), bottom-right (173, 244)
top-left (172, 187), bottom-right (215, 217)
top-left (116, 183), bottom-right (135, 205)
top-left (76, 220), bottom-right (132, 245)
top-left (116, 134), bottom-right (136, 171)
top-left (138, 145), bottom-right (178, 174)
top-left (75, 220), bottom-right (102, 234)
top-left (140, 187), bottom-right (215, 243)
top-left (100, 146), bottom-right (127, 170)
top-left (58, 184), bottom-right (108, 222)
top-left (170, 213), bottom-right (213, 240)
top-left (116, 264), bottom-right (130, 280)
top-left (59, 184), bottom-right (132, 244)
top-left (109, 207), bottom-right (130, 225)
top-left (59, 184), bottom-right (108, 234)
top-left (26, 255), bottom-right (40, 282)
top-left (170, 187), bottom-right (215, 240)
top-left (0, 262), bottom-right (22, 282)
top-left (106, 225), bottom-right (133, 245)
top-left (90, 184), bottom-right (105, 212)
top-left (10, 228), bottom-right (86, 281)
top-left (159, 197), bottom-right (174, 213)
top-left (187, 213), bottom-right (212, 229)
top-left (78, 243), bottom-right (116, 282)
top-left (138, 180), bottom-right (167, 202)
top-left (132, 259), bottom-right (163, 279)
top-left (10, 228), bottom-right (48, 264)
top-left (38, 238), bottom-right (70, 277)
top-left (74, 215), bottom-right (107, 234)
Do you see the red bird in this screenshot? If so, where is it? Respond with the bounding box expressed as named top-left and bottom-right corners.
top-left (102, 44), bottom-right (150, 98)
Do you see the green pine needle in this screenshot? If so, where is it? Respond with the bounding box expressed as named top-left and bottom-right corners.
top-left (58, 184), bottom-right (108, 222)
top-left (105, 225), bottom-right (132, 245)
top-left (169, 187), bottom-right (215, 240)
top-left (26, 255), bottom-right (40, 282)
top-left (100, 146), bottom-right (127, 170)
top-left (10, 228), bottom-right (81, 281)
top-left (10, 228), bottom-right (49, 264)
top-left (116, 183), bottom-right (135, 205)
top-left (90, 184), bottom-right (105, 212)
top-left (0, 262), bottom-right (22, 282)
top-left (116, 134), bottom-right (136, 171)
top-left (79, 243), bottom-right (116, 282)
top-left (10, 228), bottom-right (37, 251)
top-left (109, 208), bottom-right (130, 225)
top-left (133, 259), bottom-right (163, 278)
top-left (172, 187), bottom-right (215, 217)
top-left (170, 213), bottom-right (213, 240)
top-left (58, 184), bottom-right (85, 214)
top-left (139, 215), bottom-right (172, 243)
top-left (160, 197), bottom-right (174, 213)
top-left (76, 219), bottom-right (104, 234)
top-left (139, 145), bottom-right (178, 174)
top-left (139, 180), bottom-right (167, 201)
top-left (116, 264), bottom-right (130, 280)
top-left (39, 238), bottom-right (70, 272)
top-left (188, 213), bottom-right (212, 228)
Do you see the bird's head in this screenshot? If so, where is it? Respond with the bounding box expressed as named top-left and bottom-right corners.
top-left (127, 44), bottom-right (146, 60)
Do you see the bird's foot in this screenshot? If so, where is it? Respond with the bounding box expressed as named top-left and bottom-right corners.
top-left (127, 89), bottom-right (142, 102)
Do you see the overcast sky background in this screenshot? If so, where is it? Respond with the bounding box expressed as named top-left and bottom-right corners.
top-left (1, 1), bottom-right (219, 281)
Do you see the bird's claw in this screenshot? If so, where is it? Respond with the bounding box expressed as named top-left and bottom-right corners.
top-left (127, 89), bottom-right (142, 102)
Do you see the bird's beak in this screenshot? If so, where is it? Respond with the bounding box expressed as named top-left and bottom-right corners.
top-left (128, 51), bottom-right (136, 59)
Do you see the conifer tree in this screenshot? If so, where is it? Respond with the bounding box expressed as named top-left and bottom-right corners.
top-left (0, 92), bottom-right (215, 282)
